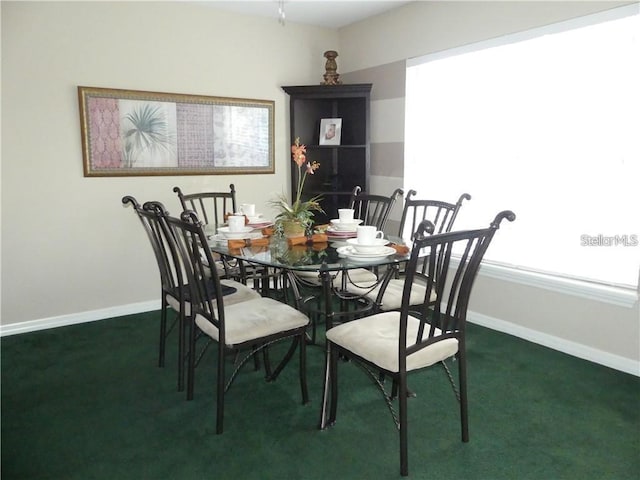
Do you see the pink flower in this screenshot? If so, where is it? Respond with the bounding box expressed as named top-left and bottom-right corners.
top-left (291, 138), bottom-right (307, 167)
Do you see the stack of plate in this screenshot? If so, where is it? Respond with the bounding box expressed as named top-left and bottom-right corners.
top-left (327, 218), bottom-right (363, 238)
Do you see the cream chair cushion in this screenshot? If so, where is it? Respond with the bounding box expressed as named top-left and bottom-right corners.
top-left (326, 311), bottom-right (458, 373)
top-left (345, 279), bottom-right (437, 311)
top-left (166, 279), bottom-right (261, 315)
top-left (195, 297), bottom-right (310, 347)
top-left (294, 268), bottom-right (377, 288)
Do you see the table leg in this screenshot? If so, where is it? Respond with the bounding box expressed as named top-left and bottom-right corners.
top-left (318, 266), bottom-right (334, 429)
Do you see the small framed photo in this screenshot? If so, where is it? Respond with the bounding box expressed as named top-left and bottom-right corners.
top-left (319, 118), bottom-right (342, 145)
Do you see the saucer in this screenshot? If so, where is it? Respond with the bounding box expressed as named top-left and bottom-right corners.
top-left (336, 245), bottom-right (396, 262)
top-left (346, 238), bottom-right (389, 254)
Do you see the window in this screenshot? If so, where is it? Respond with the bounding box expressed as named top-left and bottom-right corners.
top-left (405, 5), bottom-right (640, 290)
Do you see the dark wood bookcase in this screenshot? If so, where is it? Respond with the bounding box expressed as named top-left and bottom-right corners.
top-left (282, 84), bottom-right (372, 225)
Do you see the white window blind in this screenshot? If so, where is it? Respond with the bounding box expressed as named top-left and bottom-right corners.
top-left (405, 4), bottom-right (640, 289)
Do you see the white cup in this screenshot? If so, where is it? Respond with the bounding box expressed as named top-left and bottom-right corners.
top-left (357, 225), bottom-right (384, 244)
top-left (227, 215), bottom-right (245, 232)
top-left (241, 203), bottom-right (256, 216)
top-left (338, 208), bottom-right (355, 223)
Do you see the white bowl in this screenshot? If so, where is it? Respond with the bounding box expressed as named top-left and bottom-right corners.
top-left (330, 218), bottom-right (363, 231)
top-left (217, 226), bottom-right (254, 239)
top-left (346, 237), bottom-right (389, 254)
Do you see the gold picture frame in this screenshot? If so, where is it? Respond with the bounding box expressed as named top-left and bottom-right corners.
top-left (78, 86), bottom-right (274, 177)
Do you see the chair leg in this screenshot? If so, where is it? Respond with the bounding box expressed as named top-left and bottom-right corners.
top-left (319, 341), bottom-right (334, 429)
top-left (177, 310), bottom-right (185, 392)
top-left (299, 331), bottom-right (309, 404)
top-left (186, 316), bottom-right (197, 401)
top-left (328, 344), bottom-right (339, 425)
top-left (399, 371), bottom-right (409, 477)
top-left (267, 337), bottom-right (298, 381)
top-left (252, 344), bottom-right (262, 372)
top-left (158, 300), bottom-right (167, 368)
top-left (311, 295), bottom-right (321, 344)
top-left (216, 344), bottom-right (225, 434)
top-left (262, 346), bottom-right (272, 377)
top-left (458, 352), bottom-right (469, 442)
top-left (391, 377), bottom-right (417, 399)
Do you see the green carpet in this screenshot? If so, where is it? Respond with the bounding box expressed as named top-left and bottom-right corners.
top-left (2, 312), bottom-right (638, 479)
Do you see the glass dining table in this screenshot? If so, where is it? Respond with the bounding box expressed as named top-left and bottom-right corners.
top-left (208, 233), bottom-right (410, 428)
top-left (208, 234), bottom-right (409, 336)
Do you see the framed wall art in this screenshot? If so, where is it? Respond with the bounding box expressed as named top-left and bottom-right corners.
top-left (78, 86), bottom-right (275, 177)
top-left (319, 118), bottom-right (342, 145)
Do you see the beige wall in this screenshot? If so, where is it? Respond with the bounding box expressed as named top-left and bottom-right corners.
top-left (2, 1), bottom-right (638, 374)
top-left (338, 1), bottom-right (639, 373)
top-left (1, 1), bottom-right (335, 324)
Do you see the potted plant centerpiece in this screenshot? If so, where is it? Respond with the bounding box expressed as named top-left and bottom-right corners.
top-left (271, 137), bottom-right (323, 237)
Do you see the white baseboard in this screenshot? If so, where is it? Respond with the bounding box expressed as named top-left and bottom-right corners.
top-left (468, 311), bottom-right (640, 377)
top-left (2, 301), bottom-right (638, 377)
top-left (0, 300), bottom-right (159, 337)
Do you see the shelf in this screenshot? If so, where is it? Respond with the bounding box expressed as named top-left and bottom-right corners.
top-left (283, 83), bottom-right (371, 224)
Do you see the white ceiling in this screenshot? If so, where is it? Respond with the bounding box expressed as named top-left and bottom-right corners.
top-left (196, 0), bottom-right (413, 28)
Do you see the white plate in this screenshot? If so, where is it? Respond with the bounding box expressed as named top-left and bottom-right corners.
top-left (346, 238), bottom-right (389, 254)
top-left (329, 219), bottom-right (363, 232)
top-left (336, 245), bottom-right (396, 261)
top-left (217, 226), bottom-right (255, 239)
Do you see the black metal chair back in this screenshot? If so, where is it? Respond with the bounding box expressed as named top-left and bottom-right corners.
top-left (173, 184), bottom-right (236, 232)
top-left (397, 190), bottom-right (471, 240)
top-left (403, 210), bottom-right (515, 342)
top-left (350, 187), bottom-right (404, 231)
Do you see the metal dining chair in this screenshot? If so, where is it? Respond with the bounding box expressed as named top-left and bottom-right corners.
top-left (122, 196), bottom-right (260, 398)
top-left (174, 185), bottom-right (279, 295)
top-left (340, 185), bottom-right (405, 293)
top-left (122, 196), bottom-right (184, 382)
top-left (320, 210), bottom-right (516, 476)
top-left (150, 204), bottom-right (310, 433)
top-left (345, 190), bottom-right (472, 312)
